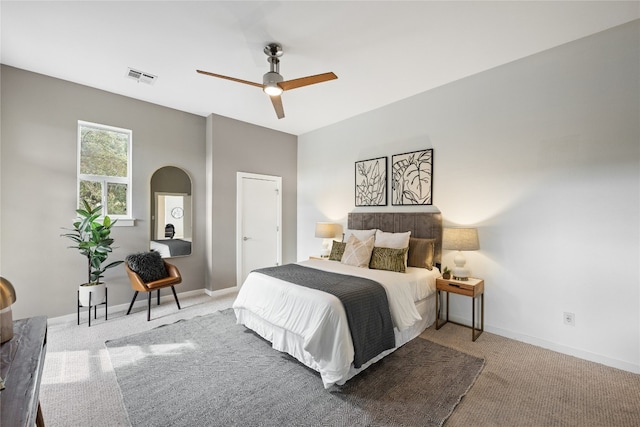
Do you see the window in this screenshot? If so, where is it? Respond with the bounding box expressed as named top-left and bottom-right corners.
top-left (78, 121), bottom-right (132, 220)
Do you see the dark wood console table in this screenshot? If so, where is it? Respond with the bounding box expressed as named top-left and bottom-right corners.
top-left (0, 316), bottom-right (47, 427)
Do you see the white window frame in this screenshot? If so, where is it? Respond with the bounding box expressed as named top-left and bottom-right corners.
top-left (77, 120), bottom-right (134, 226)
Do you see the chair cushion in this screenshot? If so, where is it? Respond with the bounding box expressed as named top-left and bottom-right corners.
top-left (126, 251), bottom-right (168, 283)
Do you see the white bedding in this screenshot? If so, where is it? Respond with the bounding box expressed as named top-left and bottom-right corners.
top-left (150, 240), bottom-right (171, 257)
top-left (232, 259), bottom-right (440, 388)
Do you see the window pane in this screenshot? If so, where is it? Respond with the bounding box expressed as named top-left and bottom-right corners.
top-left (79, 180), bottom-right (102, 209)
top-left (80, 127), bottom-right (128, 177)
top-left (107, 183), bottom-right (127, 215)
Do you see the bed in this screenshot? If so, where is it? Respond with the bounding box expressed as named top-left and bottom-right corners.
top-left (232, 212), bottom-right (443, 388)
top-left (150, 238), bottom-right (192, 257)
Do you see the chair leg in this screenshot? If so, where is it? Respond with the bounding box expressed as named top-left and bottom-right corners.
top-left (126, 291), bottom-right (139, 315)
top-left (147, 292), bottom-right (152, 321)
top-left (171, 286), bottom-right (181, 310)
top-left (157, 289), bottom-right (161, 305)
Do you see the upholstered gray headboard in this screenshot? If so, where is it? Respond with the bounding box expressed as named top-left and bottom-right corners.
top-left (347, 212), bottom-right (443, 266)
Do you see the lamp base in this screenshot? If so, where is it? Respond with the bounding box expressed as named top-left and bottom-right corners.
top-left (452, 267), bottom-right (470, 281)
top-left (452, 251), bottom-right (470, 280)
top-left (320, 239), bottom-right (333, 258)
top-left (320, 239), bottom-right (331, 258)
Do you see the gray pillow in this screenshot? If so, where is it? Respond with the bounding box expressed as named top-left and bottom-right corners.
top-left (126, 251), bottom-right (168, 282)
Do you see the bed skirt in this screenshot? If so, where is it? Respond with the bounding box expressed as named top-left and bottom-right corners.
top-left (234, 292), bottom-right (436, 388)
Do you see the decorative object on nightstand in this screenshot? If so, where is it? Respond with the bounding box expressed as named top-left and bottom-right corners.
top-left (436, 277), bottom-right (484, 341)
top-left (0, 276), bottom-right (17, 344)
top-left (442, 266), bottom-right (451, 280)
top-left (442, 227), bottom-right (479, 280)
top-left (314, 222), bottom-right (341, 258)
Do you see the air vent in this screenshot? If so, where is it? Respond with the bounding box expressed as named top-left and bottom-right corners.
top-left (126, 68), bottom-right (157, 85)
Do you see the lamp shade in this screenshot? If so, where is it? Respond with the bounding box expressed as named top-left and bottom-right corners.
top-left (315, 222), bottom-right (339, 239)
top-left (442, 228), bottom-right (479, 251)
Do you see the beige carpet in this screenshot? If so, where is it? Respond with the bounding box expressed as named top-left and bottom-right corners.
top-left (421, 324), bottom-right (640, 426)
top-left (40, 291), bottom-right (640, 426)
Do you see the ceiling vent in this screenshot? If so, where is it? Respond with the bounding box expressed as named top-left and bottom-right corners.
top-left (126, 68), bottom-right (157, 85)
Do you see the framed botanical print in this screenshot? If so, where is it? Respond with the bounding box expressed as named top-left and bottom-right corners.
top-left (355, 156), bottom-right (387, 206)
top-left (391, 149), bottom-right (433, 205)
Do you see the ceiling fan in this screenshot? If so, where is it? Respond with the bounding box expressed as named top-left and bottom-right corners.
top-left (197, 43), bottom-right (337, 119)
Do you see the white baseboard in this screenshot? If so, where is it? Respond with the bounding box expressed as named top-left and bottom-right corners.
top-left (204, 286), bottom-right (237, 298)
top-left (48, 287), bottom-right (235, 326)
top-left (446, 313), bottom-right (640, 374)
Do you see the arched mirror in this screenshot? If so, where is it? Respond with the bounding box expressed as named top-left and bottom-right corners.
top-left (149, 166), bottom-right (192, 257)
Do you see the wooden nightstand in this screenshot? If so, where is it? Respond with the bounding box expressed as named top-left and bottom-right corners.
top-left (435, 277), bottom-right (484, 341)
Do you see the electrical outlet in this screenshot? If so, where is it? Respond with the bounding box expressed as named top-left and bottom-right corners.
top-left (564, 312), bottom-right (575, 326)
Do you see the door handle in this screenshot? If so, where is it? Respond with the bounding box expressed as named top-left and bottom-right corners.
top-left (243, 237), bottom-right (251, 241)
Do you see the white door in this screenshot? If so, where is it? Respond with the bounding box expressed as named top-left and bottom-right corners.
top-left (236, 172), bottom-right (282, 288)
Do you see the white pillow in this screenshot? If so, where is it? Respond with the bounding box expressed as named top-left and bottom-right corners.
top-left (375, 230), bottom-right (411, 267)
top-left (374, 230), bottom-right (411, 249)
top-left (343, 228), bottom-right (376, 243)
top-left (341, 234), bottom-right (375, 268)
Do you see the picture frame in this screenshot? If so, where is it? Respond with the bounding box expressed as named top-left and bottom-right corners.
top-left (355, 156), bottom-right (387, 206)
top-left (391, 149), bottom-right (433, 205)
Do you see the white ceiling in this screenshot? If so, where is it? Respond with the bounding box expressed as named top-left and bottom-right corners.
top-left (1, 1), bottom-right (638, 135)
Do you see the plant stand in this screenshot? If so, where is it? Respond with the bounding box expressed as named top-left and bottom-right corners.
top-left (77, 287), bottom-right (108, 327)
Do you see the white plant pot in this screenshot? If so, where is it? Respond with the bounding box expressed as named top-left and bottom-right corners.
top-left (78, 283), bottom-right (106, 307)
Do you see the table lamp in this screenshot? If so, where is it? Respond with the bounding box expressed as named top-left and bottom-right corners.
top-left (0, 276), bottom-right (17, 344)
top-left (315, 222), bottom-right (340, 257)
top-left (442, 228), bottom-right (479, 280)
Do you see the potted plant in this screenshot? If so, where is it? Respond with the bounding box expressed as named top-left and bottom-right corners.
top-left (442, 266), bottom-right (451, 280)
top-left (61, 199), bottom-right (123, 306)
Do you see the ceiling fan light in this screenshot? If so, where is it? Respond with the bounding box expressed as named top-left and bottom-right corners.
top-left (263, 83), bottom-right (283, 96)
top-left (263, 71), bottom-right (283, 96)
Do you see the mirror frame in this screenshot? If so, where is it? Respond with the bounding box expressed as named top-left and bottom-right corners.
top-left (149, 166), bottom-right (192, 258)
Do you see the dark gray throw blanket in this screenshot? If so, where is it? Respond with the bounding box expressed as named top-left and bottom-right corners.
top-left (253, 263), bottom-right (395, 368)
top-left (153, 239), bottom-right (191, 256)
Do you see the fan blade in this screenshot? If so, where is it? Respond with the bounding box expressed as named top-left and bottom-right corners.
top-left (269, 95), bottom-right (285, 119)
top-left (279, 72), bottom-right (337, 91)
top-left (196, 70), bottom-right (263, 89)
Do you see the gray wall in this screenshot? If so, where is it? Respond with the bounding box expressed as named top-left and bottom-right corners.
top-left (298, 21), bottom-right (640, 372)
top-left (0, 66), bottom-right (298, 318)
top-left (0, 65), bottom-right (207, 319)
top-left (207, 114), bottom-right (297, 290)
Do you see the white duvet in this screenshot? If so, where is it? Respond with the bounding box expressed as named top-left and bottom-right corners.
top-left (232, 259), bottom-right (439, 388)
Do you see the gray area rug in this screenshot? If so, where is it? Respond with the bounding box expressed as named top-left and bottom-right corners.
top-left (105, 309), bottom-right (484, 427)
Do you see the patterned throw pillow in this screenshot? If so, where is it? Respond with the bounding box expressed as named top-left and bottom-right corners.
top-left (343, 229), bottom-right (377, 243)
top-left (328, 241), bottom-right (347, 261)
top-left (125, 251), bottom-right (168, 282)
top-left (375, 230), bottom-right (411, 267)
top-left (341, 234), bottom-right (375, 268)
top-left (369, 246), bottom-right (409, 273)
top-left (407, 238), bottom-right (435, 270)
